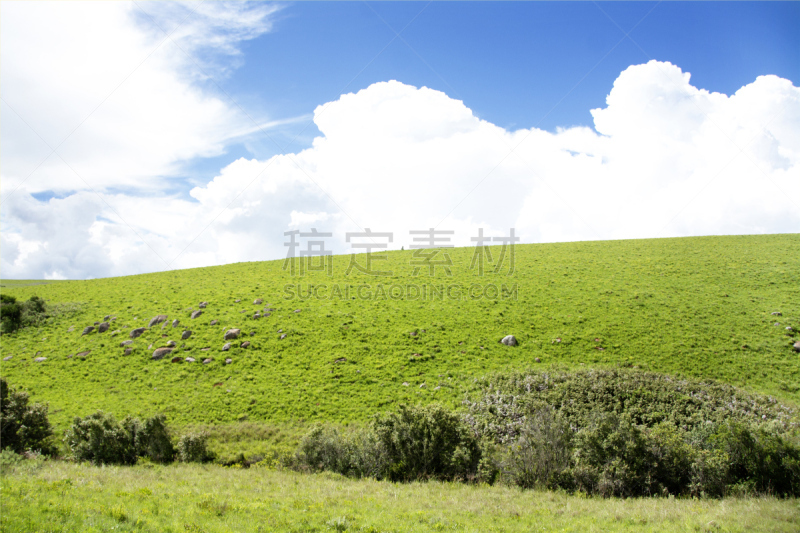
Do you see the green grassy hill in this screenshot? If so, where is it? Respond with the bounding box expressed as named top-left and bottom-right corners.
top-left (1, 234), bottom-right (798, 435)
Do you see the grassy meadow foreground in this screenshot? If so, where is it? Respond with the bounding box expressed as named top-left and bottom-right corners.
top-left (2, 459), bottom-right (799, 533)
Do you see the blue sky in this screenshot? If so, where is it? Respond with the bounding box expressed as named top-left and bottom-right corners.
top-left (198, 2), bottom-right (800, 173)
top-left (2, 1), bottom-right (799, 279)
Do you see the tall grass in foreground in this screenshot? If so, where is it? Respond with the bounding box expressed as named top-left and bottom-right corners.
top-left (2, 458), bottom-right (799, 533)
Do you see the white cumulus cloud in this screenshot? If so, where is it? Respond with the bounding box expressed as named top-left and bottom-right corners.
top-left (2, 5), bottom-right (798, 286)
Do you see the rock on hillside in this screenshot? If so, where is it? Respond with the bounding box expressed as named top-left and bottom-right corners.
top-left (152, 347), bottom-right (172, 360)
top-left (224, 329), bottom-right (240, 340)
top-left (130, 327), bottom-right (146, 339)
top-left (501, 335), bottom-right (517, 346)
top-left (149, 315), bottom-right (168, 327)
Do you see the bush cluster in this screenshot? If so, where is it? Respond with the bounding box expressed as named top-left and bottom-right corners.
top-left (465, 369), bottom-right (800, 497)
top-left (64, 411), bottom-right (215, 465)
top-left (295, 404), bottom-right (481, 482)
top-left (0, 378), bottom-right (56, 455)
top-left (296, 370), bottom-right (800, 498)
top-left (0, 294), bottom-right (49, 334)
top-left (176, 431), bottom-right (216, 463)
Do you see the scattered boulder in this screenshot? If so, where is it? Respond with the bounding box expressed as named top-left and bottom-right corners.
top-left (254, 298), bottom-right (263, 305)
top-left (148, 315), bottom-right (168, 327)
top-left (402, 382), bottom-right (409, 387)
top-left (181, 330), bottom-right (192, 340)
top-left (166, 341), bottom-right (177, 347)
top-left (172, 319), bottom-right (180, 328)
top-left (280, 334), bottom-right (287, 340)
top-left (76, 351), bottom-right (91, 358)
top-left (235, 299), bottom-right (240, 303)
top-left (94, 321), bottom-right (100, 326)
top-left (110, 330), bottom-right (121, 336)
top-left (334, 358), bottom-right (346, 363)
top-left (200, 347), bottom-right (210, 351)
top-left (535, 357), bottom-right (541, 363)
top-left (81, 326), bottom-right (94, 336)
top-left (224, 328), bottom-right (241, 340)
top-left (152, 347), bottom-right (173, 360)
top-left (124, 348), bottom-right (132, 356)
top-left (68, 326), bottom-right (75, 332)
top-left (794, 342), bottom-right (800, 353)
top-left (111, 317), bottom-right (117, 321)
top-left (185, 357), bottom-right (196, 363)
top-left (199, 302), bottom-right (208, 308)
top-left (222, 343), bottom-right (231, 351)
top-left (250, 331), bottom-right (256, 336)
top-left (254, 312), bottom-right (261, 319)
top-left (2, 356), bottom-right (12, 361)
top-left (294, 309), bottom-right (301, 313)
top-left (410, 331), bottom-right (417, 337)
top-left (225, 358), bottom-right (232, 365)
top-left (191, 310), bottom-right (203, 319)
top-left (98, 322), bottom-right (110, 333)
top-left (203, 358), bottom-right (213, 364)
top-left (34, 357), bottom-right (47, 363)
top-left (500, 335), bottom-right (517, 347)
top-left (130, 327), bottom-right (146, 339)
top-left (772, 311), bottom-right (783, 316)
top-left (241, 341), bottom-right (250, 348)
top-left (104, 315), bottom-right (110, 321)
top-left (171, 356), bottom-right (182, 363)
top-left (278, 329), bottom-right (283, 333)
top-left (210, 319), bottom-right (218, 326)
top-left (787, 326), bottom-right (794, 332)
top-left (120, 340), bottom-right (133, 347)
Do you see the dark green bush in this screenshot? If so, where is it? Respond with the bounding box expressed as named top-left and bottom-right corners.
top-left (64, 411), bottom-right (139, 465)
top-left (711, 421), bottom-right (800, 496)
top-left (0, 379), bottom-right (55, 455)
top-left (177, 430), bottom-right (215, 463)
top-left (296, 425), bottom-right (387, 479)
top-left (466, 369), bottom-right (800, 497)
top-left (64, 411), bottom-right (177, 465)
top-left (0, 295), bottom-right (21, 334)
top-left (295, 404), bottom-right (481, 482)
top-left (500, 407), bottom-right (572, 489)
top-left (137, 414), bottom-right (175, 463)
top-left (372, 404), bottom-right (481, 482)
top-left (1, 295), bottom-right (51, 333)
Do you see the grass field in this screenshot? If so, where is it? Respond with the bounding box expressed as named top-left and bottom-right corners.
top-left (1, 235), bottom-right (798, 439)
top-left (2, 234), bottom-right (800, 530)
top-left (2, 458), bottom-right (799, 533)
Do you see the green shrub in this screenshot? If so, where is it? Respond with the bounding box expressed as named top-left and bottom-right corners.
top-left (712, 421), bottom-right (800, 496)
top-left (0, 295), bottom-right (21, 334)
top-left (64, 411), bottom-right (139, 465)
top-left (0, 378), bottom-right (55, 455)
top-left (177, 431), bottom-right (215, 463)
top-left (372, 404), bottom-right (481, 482)
top-left (64, 411), bottom-right (178, 465)
top-left (500, 407), bottom-right (572, 489)
top-left (138, 414), bottom-right (175, 463)
top-left (295, 425), bottom-right (387, 479)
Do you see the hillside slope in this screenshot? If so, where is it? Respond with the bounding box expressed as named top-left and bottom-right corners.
top-left (1, 234), bottom-right (798, 430)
